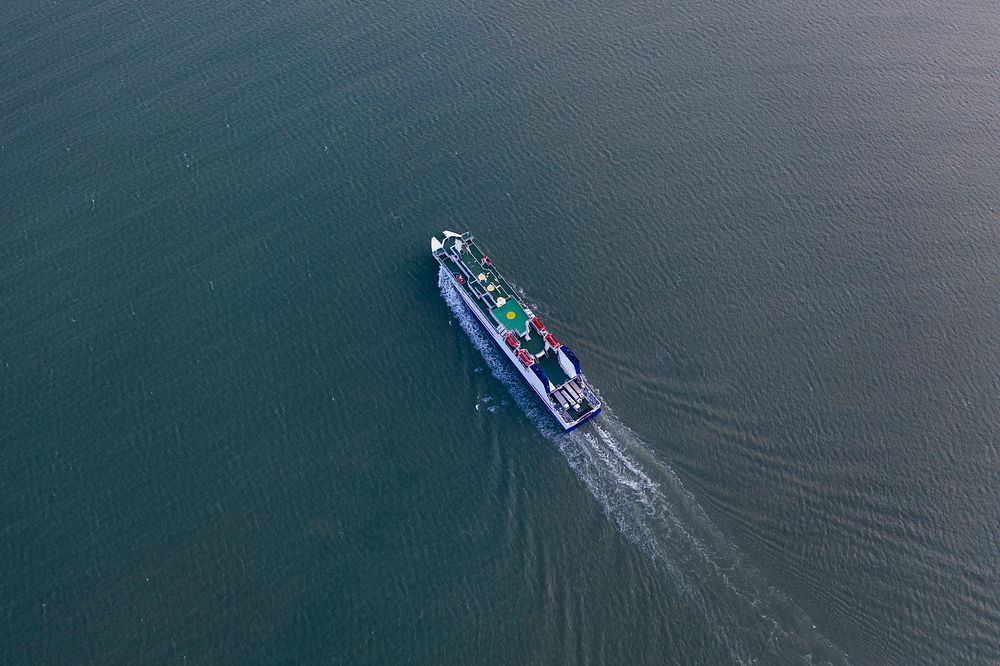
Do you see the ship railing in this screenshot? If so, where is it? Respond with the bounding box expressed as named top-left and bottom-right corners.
top-left (458, 251), bottom-right (521, 309)
top-left (452, 249), bottom-right (502, 304)
top-left (463, 239), bottom-right (520, 299)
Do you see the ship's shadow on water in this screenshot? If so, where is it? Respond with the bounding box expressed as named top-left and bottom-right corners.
top-left (439, 267), bottom-right (850, 665)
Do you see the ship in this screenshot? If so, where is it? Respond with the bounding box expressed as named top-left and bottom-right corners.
top-left (431, 230), bottom-right (602, 431)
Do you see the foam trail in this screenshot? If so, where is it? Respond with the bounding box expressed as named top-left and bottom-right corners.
top-left (438, 268), bottom-right (849, 664)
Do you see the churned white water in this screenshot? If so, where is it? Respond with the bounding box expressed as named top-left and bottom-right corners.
top-left (439, 266), bottom-right (848, 664)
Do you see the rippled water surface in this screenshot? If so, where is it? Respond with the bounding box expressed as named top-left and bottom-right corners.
top-left (3, 0), bottom-right (999, 663)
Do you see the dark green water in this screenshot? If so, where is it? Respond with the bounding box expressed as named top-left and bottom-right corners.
top-left (3, 0), bottom-right (999, 663)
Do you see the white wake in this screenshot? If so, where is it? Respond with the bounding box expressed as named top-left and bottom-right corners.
top-left (438, 267), bottom-right (848, 664)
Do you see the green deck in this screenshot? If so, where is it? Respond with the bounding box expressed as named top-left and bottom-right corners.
top-left (459, 246), bottom-right (518, 304)
top-left (536, 352), bottom-right (570, 386)
top-left (521, 332), bottom-right (545, 356)
top-left (491, 299), bottom-right (528, 334)
top-left (444, 233), bottom-right (563, 356)
top-left (449, 235), bottom-right (533, 334)
top-left (439, 253), bottom-right (497, 321)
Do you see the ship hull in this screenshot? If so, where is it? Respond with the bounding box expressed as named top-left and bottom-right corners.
top-left (442, 269), bottom-right (601, 432)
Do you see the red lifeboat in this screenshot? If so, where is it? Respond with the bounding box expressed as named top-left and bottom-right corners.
top-left (530, 316), bottom-right (546, 333)
top-left (517, 350), bottom-right (534, 367)
top-left (504, 333), bottom-right (519, 349)
top-left (545, 332), bottom-right (561, 349)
